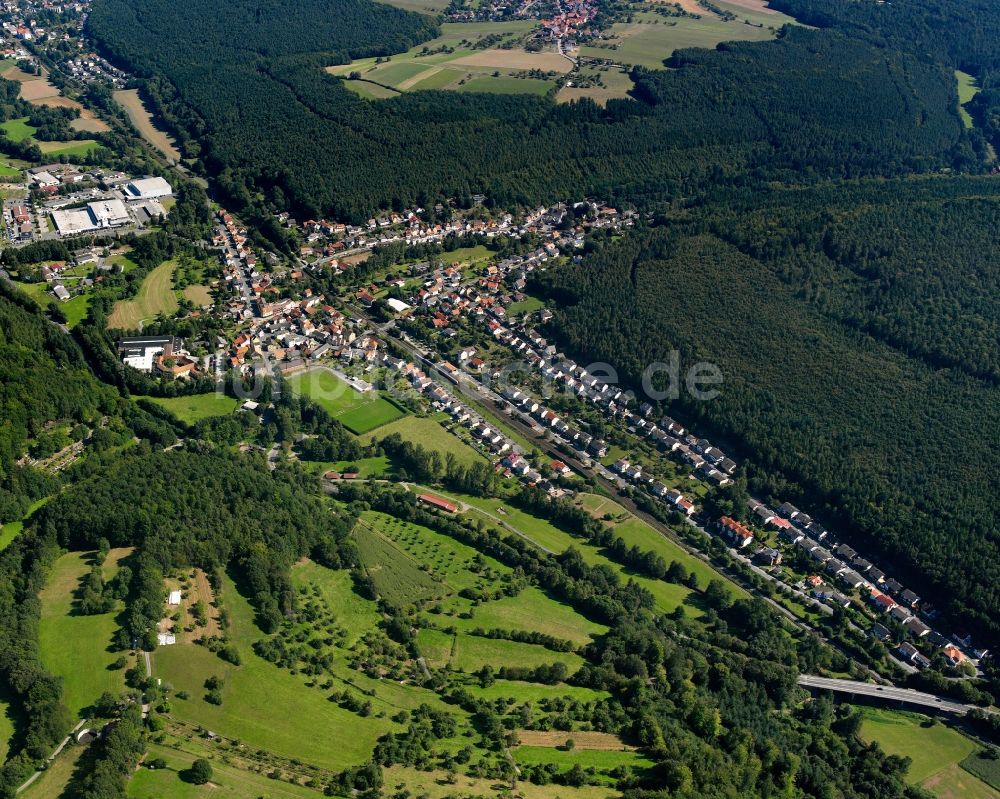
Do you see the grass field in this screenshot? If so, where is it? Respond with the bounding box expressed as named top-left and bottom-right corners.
top-left (107, 260), bottom-right (179, 329)
top-left (38, 140), bottom-right (98, 157)
top-left (451, 586), bottom-right (607, 645)
top-left (137, 394), bottom-right (238, 424)
top-left (374, 0), bottom-right (451, 12)
top-left (956, 70), bottom-right (980, 129)
top-left (113, 89), bottom-right (182, 161)
top-left (291, 559), bottom-right (382, 646)
top-left (154, 575), bottom-right (392, 772)
top-left (329, 21), bottom-right (565, 97)
top-left (463, 678), bottom-right (608, 703)
top-left (0, 496), bottom-right (50, 552)
top-left (363, 414), bottom-right (486, 468)
top-left (925, 764), bottom-right (1000, 799)
top-left (182, 283), bottom-right (213, 306)
top-left (578, 493), bottom-right (744, 597)
top-left (38, 549), bottom-right (133, 717)
top-left (859, 708), bottom-right (980, 784)
top-left (1, 116), bottom-right (37, 141)
top-left (384, 764), bottom-right (614, 799)
top-left (579, 8), bottom-right (793, 69)
top-left (353, 516), bottom-right (443, 603)
top-left (13, 279), bottom-right (91, 328)
top-left (0, 682), bottom-right (17, 763)
top-left (19, 742), bottom-right (86, 799)
top-left (128, 741), bottom-right (325, 799)
top-left (430, 631), bottom-right (585, 674)
top-left (288, 368), bottom-right (406, 434)
top-left (515, 744), bottom-right (654, 776)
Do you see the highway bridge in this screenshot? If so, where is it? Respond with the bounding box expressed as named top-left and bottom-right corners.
top-left (797, 675), bottom-right (981, 716)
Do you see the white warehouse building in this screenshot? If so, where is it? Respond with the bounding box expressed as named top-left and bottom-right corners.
top-left (125, 176), bottom-right (173, 200)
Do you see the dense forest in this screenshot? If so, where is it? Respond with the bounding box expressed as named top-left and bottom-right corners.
top-left (532, 176), bottom-right (1000, 645)
top-left (87, 0), bottom-right (972, 224)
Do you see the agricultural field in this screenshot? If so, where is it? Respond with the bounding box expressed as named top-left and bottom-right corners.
top-left (329, 22), bottom-right (566, 97)
top-left (107, 260), bottom-right (179, 329)
top-left (363, 414), bottom-right (486, 468)
top-left (153, 575), bottom-right (393, 772)
top-left (858, 707), bottom-right (997, 798)
top-left (463, 678), bottom-right (608, 704)
top-left (956, 70), bottom-right (980, 129)
top-left (579, 5), bottom-right (795, 69)
top-left (514, 731), bottom-right (654, 783)
top-left (137, 394), bottom-right (239, 424)
top-left (113, 88), bottom-right (182, 161)
top-left (288, 368), bottom-right (406, 434)
top-left (1, 64), bottom-right (110, 134)
top-left (37, 549), bottom-right (134, 717)
top-left (963, 750), bottom-right (1000, 793)
top-left (375, 0), bottom-right (452, 12)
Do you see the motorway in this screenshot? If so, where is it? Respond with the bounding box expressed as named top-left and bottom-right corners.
top-left (797, 675), bottom-right (986, 716)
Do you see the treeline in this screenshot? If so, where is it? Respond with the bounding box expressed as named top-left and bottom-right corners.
top-left (377, 432), bottom-right (499, 495)
top-left (533, 222), bottom-right (1000, 645)
top-left (88, 0), bottom-right (973, 224)
top-left (37, 448), bottom-right (357, 635)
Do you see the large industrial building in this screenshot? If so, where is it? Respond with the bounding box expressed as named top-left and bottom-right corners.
top-left (124, 176), bottom-right (173, 200)
top-left (51, 198), bottom-right (131, 236)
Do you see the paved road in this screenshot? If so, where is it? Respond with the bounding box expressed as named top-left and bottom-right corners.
top-left (16, 720), bottom-right (87, 794)
top-left (797, 675), bottom-right (981, 715)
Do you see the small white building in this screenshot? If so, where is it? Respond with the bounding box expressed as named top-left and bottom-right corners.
top-left (168, 590), bottom-right (182, 606)
top-left (157, 632), bottom-right (176, 646)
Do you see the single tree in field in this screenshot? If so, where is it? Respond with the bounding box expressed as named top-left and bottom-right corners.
top-left (187, 758), bottom-right (213, 784)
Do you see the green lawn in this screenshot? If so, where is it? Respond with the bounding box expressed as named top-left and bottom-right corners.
top-left (0, 159), bottom-right (21, 177)
top-left (343, 80), bottom-right (401, 99)
top-left (38, 549), bottom-right (131, 717)
top-left (38, 139), bottom-right (99, 157)
top-left (154, 575), bottom-right (392, 772)
top-left (859, 707), bottom-right (979, 784)
top-left (128, 742), bottom-right (325, 799)
top-left (451, 586), bottom-right (607, 646)
top-left (288, 368), bottom-right (406, 434)
top-left (138, 394), bottom-right (239, 424)
top-left (956, 69), bottom-right (980, 129)
top-left (457, 76), bottom-right (553, 95)
top-left (1, 116), bottom-right (37, 141)
top-left (364, 414), bottom-right (486, 467)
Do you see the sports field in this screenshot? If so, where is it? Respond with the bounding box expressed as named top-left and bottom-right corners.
top-left (107, 260), bottom-right (179, 329)
top-left (329, 22), bottom-right (565, 97)
top-left (138, 394), bottom-right (239, 424)
top-left (38, 549), bottom-right (133, 717)
top-left (288, 368), bottom-right (406, 434)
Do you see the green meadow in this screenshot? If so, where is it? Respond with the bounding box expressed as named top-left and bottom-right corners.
top-left (138, 394), bottom-right (239, 424)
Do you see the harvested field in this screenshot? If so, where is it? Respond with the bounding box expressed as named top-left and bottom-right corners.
top-left (516, 730), bottom-right (636, 750)
top-left (18, 78), bottom-right (59, 101)
top-left (113, 88), bottom-right (181, 161)
top-left (450, 48), bottom-right (573, 73)
top-left (647, 0), bottom-right (712, 13)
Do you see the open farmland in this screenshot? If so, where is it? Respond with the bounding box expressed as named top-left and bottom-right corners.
top-left (383, 765), bottom-right (616, 799)
top-left (329, 21), bottom-right (565, 97)
top-left (579, 7), bottom-right (795, 69)
top-left (0, 64), bottom-right (111, 133)
top-left (107, 260), bottom-right (179, 329)
top-left (288, 368), bottom-right (406, 434)
top-left (38, 549), bottom-right (134, 717)
top-left (433, 630), bottom-right (586, 673)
